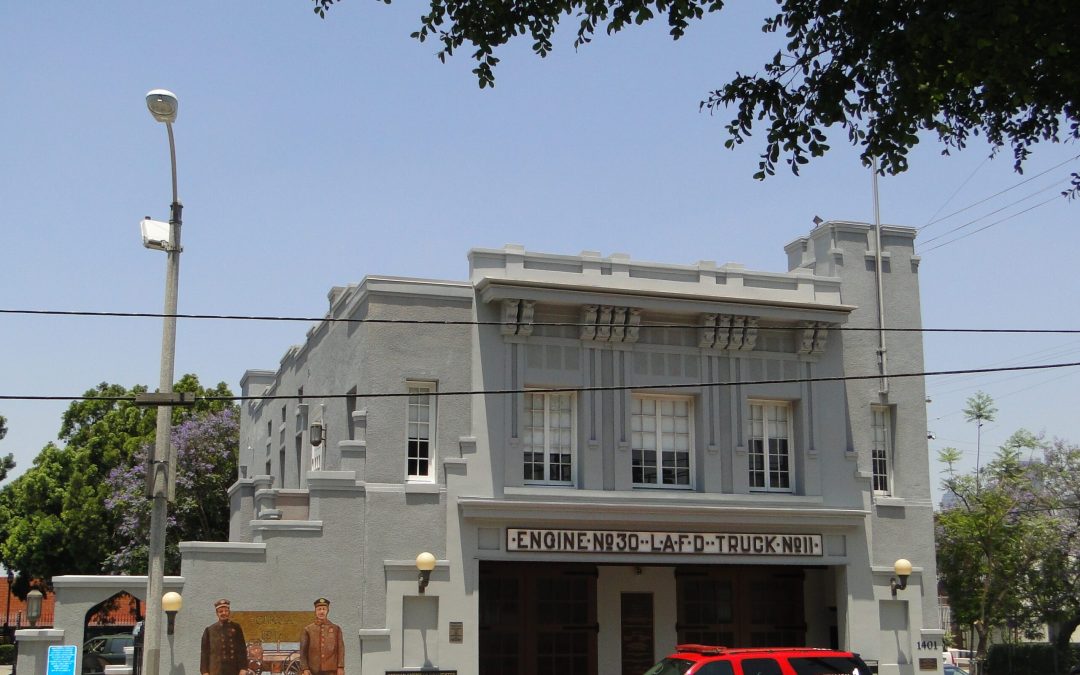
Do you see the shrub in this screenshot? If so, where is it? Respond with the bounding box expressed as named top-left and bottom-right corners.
top-left (986, 643), bottom-right (1080, 675)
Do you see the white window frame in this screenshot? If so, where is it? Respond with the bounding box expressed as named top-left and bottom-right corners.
top-left (748, 400), bottom-right (794, 493)
top-left (871, 405), bottom-right (893, 495)
top-left (630, 394), bottom-right (694, 488)
top-left (406, 381), bottom-right (437, 481)
top-left (523, 391), bottom-right (577, 486)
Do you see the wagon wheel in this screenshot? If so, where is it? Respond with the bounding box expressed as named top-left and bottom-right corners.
top-left (282, 653), bottom-right (303, 675)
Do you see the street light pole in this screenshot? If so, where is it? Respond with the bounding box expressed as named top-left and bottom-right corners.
top-left (142, 88), bottom-right (182, 675)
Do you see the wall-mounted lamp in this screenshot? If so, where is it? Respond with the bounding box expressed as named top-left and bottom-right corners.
top-left (890, 558), bottom-right (912, 596)
top-left (162, 591), bottom-right (183, 635)
top-left (416, 552), bottom-right (436, 594)
top-left (310, 422), bottom-right (325, 447)
top-left (26, 589), bottom-right (43, 628)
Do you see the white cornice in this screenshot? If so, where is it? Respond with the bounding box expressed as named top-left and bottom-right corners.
top-left (457, 496), bottom-right (867, 529)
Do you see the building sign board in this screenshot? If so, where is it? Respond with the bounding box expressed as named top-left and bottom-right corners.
top-left (507, 528), bottom-right (823, 556)
top-left (231, 610), bottom-right (311, 645)
top-left (47, 645), bottom-right (78, 675)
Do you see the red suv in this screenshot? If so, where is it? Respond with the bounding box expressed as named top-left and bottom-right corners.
top-left (645, 645), bottom-right (872, 675)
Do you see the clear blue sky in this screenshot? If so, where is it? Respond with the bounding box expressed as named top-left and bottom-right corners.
top-left (2, 2), bottom-right (1078, 507)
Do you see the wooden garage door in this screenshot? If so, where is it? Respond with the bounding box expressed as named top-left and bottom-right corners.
top-left (479, 562), bottom-right (598, 675)
top-left (676, 566), bottom-right (806, 647)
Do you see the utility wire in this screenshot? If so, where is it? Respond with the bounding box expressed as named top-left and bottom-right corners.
top-left (928, 368), bottom-right (1079, 425)
top-left (927, 339), bottom-right (1080, 395)
top-left (3, 360), bottom-right (1078, 403)
top-left (930, 353), bottom-right (1080, 397)
top-left (916, 179), bottom-right (1067, 248)
top-left (918, 153), bottom-right (1079, 230)
top-left (918, 195), bottom-right (1063, 255)
top-left (922, 156), bottom-right (989, 229)
top-left (1, 308), bottom-right (1078, 334)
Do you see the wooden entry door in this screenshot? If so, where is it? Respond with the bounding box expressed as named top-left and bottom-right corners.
top-left (479, 562), bottom-right (598, 675)
top-left (676, 566), bottom-right (806, 647)
top-left (620, 593), bottom-right (655, 675)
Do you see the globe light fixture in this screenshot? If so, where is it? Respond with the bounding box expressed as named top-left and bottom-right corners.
top-left (162, 592), bottom-right (183, 636)
top-left (890, 558), bottom-right (912, 596)
top-left (416, 552), bottom-right (437, 594)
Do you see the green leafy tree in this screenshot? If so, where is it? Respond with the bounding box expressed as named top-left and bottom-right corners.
top-left (0, 414), bottom-right (14, 482)
top-left (313, 0), bottom-right (1080, 192)
top-left (0, 376), bottom-right (236, 590)
top-left (1023, 439), bottom-right (1080, 659)
top-left (963, 391), bottom-right (997, 488)
top-left (936, 438), bottom-right (1050, 657)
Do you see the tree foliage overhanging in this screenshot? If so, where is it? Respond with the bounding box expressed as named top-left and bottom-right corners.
top-left (0, 375), bottom-right (239, 594)
top-left (314, 0), bottom-right (1079, 190)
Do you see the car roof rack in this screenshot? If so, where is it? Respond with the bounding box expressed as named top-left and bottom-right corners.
top-left (676, 644), bottom-right (729, 655)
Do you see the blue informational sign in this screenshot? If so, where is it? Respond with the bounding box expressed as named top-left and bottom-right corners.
top-left (47, 645), bottom-right (78, 675)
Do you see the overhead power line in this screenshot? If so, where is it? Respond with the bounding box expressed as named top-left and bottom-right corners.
top-left (3, 360), bottom-right (1078, 403)
top-left (918, 195), bottom-right (1063, 254)
top-left (916, 179), bottom-right (1067, 248)
top-left (921, 156), bottom-right (989, 229)
top-left (918, 153), bottom-right (1080, 230)
top-left (1, 308), bottom-right (1078, 334)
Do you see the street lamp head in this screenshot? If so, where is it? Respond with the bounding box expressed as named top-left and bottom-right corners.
top-left (26, 589), bottom-right (43, 628)
top-left (146, 89), bottom-right (178, 124)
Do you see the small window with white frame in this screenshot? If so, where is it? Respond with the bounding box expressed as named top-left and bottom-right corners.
top-left (871, 405), bottom-right (892, 494)
top-left (748, 400), bottom-right (793, 492)
top-left (407, 382), bottom-right (436, 480)
top-left (631, 394), bottom-right (693, 488)
top-left (523, 391), bottom-right (576, 485)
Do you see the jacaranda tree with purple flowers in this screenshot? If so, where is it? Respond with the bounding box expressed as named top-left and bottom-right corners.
top-left (106, 408), bottom-right (239, 574)
top-left (0, 375), bottom-right (236, 593)
top-left (936, 429), bottom-right (1080, 661)
top-left (1020, 439), bottom-right (1080, 659)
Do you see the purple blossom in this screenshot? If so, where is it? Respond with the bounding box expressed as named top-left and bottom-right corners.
top-left (104, 408), bottom-right (239, 573)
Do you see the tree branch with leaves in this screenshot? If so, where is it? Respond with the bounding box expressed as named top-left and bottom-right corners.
top-left (314, 0), bottom-right (1080, 194)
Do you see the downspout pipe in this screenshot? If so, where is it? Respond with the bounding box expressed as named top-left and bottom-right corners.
top-left (872, 158), bottom-right (888, 396)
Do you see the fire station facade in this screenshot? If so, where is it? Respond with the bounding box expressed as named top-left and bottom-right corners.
top-left (174, 221), bottom-right (942, 675)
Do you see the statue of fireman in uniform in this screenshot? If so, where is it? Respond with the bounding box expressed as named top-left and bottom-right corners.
top-left (201, 598), bottom-right (248, 675)
top-left (299, 597), bottom-right (344, 675)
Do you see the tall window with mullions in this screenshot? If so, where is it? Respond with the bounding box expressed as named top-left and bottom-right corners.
top-left (631, 395), bottom-right (692, 487)
top-left (749, 401), bottom-right (792, 492)
top-left (523, 391), bottom-right (575, 485)
top-left (871, 405), bottom-right (892, 494)
top-left (407, 382), bottom-right (435, 480)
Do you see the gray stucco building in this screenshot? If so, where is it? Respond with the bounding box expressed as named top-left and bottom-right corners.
top-left (31, 220), bottom-right (944, 675)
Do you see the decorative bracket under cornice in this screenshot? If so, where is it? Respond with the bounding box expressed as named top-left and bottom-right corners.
top-left (500, 299), bottom-right (535, 336)
top-left (699, 314), bottom-right (759, 351)
top-left (797, 322), bottom-right (831, 356)
top-left (580, 305), bottom-right (641, 343)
